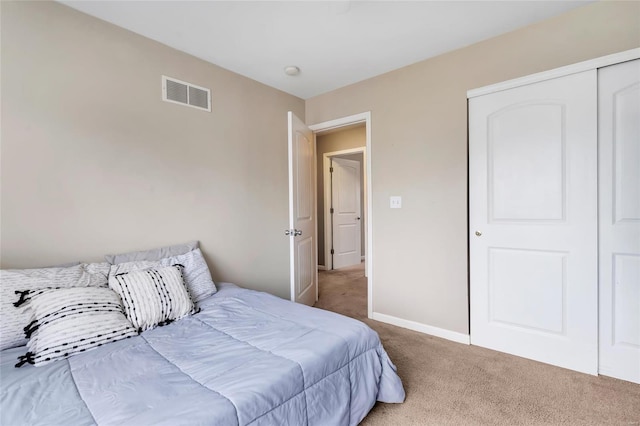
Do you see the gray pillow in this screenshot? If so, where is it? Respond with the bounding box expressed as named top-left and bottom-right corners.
top-left (105, 241), bottom-right (199, 265)
top-left (44, 261), bottom-right (82, 268)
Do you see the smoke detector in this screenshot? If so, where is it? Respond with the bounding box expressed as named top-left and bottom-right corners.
top-left (284, 66), bottom-right (300, 76)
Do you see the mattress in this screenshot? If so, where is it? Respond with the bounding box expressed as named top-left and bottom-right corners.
top-left (1, 282), bottom-right (405, 425)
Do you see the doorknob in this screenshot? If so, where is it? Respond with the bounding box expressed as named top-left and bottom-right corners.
top-left (475, 231), bottom-right (482, 236)
top-left (285, 229), bottom-right (303, 236)
top-left (356, 217), bottom-right (361, 220)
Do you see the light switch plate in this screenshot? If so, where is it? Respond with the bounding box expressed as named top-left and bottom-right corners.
top-left (390, 196), bottom-right (402, 209)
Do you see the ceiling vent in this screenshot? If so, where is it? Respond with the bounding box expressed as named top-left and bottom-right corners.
top-left (162, 76), bottom-right (211, 112)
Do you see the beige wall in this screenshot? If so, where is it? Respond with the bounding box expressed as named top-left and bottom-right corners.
top-left (316, 126), bottom-right (366, 266)
top-left (306, 1), bottom-right (640, 334)
top-left (0, 1), bottom-right (305, 299)
top-left (2, 0), bottom-right (639, 335)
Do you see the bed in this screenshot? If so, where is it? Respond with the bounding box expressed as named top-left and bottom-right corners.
top-left (1, 282), bottom-right (405, 425)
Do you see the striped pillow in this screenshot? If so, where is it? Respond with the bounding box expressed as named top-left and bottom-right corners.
top-left (0, 262), bottom-right (111, 351)
top-left (15, 287), bottom-right (137, 368)
top-left (109, 265), bottom-right (197, 332)
top-left (108, 248), bottom-right (217, 303)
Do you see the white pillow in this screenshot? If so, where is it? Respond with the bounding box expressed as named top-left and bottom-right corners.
top-left (0, 263), bottom-right (111, 351)
top-left (15, 287), bottom-right (137, 368)
top-left (108, 248), bottom-right (216, 302)
top-left (105, 241), bottom-right (199, 264)
top-left (109, 265), bottom-right (197, 332)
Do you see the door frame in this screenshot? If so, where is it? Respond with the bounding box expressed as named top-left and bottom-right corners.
top-left (309, 112), bottom-right (373, 319)
top-left (322, 147), bottom-right (366, 272)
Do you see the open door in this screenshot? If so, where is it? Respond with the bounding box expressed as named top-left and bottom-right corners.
top-left (287, 112), bottom-right (317, 306)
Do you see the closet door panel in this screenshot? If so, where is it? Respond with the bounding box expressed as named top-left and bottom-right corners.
top-left (599, 58), bottom-right (640, 384)
top-left (488, 103), bottom-right (566, 221)
top-left (470, 70), bottom-right (598, 374)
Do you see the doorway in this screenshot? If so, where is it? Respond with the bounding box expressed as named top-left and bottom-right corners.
top-left (319, 146), bottom-right (365, 271)
top-left (328, 154), bottom-right (363, 269)
top-left (309, 112), bottom-right (373, 318)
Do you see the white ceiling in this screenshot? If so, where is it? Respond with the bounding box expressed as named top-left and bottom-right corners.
top-left (60, 1), bottom-right (593, 99)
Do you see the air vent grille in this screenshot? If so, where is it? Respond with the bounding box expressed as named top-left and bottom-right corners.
top-left (162, 76), bottom-right (211, 112)
top-left (166, 79), bottom-right (188, 104)
top-left (188, 86), bottom-right (209, 109)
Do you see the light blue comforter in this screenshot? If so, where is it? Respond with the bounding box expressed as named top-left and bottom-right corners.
top-left (1, 283), bottom-right (405, 425)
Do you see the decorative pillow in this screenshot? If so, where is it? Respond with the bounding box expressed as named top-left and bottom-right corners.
top-left (108, 265), bottom-right (197, 332)
top-left (15, 287), bottom-right (137, 368)
top-left (108, 248), bottom-right (216, 302)
top-left (104, 241), bottom-right (199, 265)
top-left (0, 262), bottom-right (111, 351)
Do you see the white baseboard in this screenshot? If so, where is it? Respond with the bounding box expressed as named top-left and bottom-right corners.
top-left (317, 265), bottom-right (327, 271)
top-left (371, 312), bottom-right (470, 345)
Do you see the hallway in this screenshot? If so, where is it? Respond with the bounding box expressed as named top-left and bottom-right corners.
top-left (315, 262), bottom-right (367, 321)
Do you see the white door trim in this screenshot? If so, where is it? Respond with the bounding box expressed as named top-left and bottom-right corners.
top-left (310, 112), bottom-right (373, 319)
top-left (309, 112), bottom-right (369, 132)
top-left (468, 48), bottom-right (640, 98)
top-left (323, 147), bottom-right (366, 271)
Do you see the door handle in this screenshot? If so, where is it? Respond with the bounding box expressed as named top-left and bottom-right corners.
top-left (285, 229), bottom-right (303, 236)
top-left (475, 231), bottom-right (482, 236)
top-left (356, 217), bottom-right (361, 220)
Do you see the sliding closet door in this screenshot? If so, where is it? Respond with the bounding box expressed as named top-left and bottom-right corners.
top-left (469, 70), bottom-right (598, 374)
top-left (598, 59), bottom-right (640, 384)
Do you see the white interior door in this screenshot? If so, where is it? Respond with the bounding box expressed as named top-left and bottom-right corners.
top-left (287, 111), bottom-right (317, 306)
top-left (598, 59), bottom-right (640, 384)
top-left (331, 157), bottom-right (362, 269)
top-left (469, 70), bottom-right (598, 374)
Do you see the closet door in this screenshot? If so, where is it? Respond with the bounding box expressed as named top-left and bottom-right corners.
top-left (599, 59), bottom-right (640, 384)
top-left (469, 70), bottom-right (598, 374)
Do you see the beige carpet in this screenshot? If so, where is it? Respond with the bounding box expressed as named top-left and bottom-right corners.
top-left (314, 264), bottom-right (640, 426)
